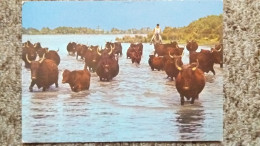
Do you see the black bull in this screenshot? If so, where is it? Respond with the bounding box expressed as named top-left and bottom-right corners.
top-left (96, 46), bottom-right (119, 81)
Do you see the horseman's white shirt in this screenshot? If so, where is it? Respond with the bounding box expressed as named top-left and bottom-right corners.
top-left (154, 27), bottom-right (161, 34)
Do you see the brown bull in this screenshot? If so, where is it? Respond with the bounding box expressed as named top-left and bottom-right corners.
top-left (62, 69), bottom-right (91, 92)
top-left (76, 44), bottom-right (88, 60)
top-left (96, 46), bottom-right (119, 81)
top-left (153, 41), bottom-right (179, 56)
top-left (164, 51), bottom-right (183, 80)
top-left (190, 49), bottom-right (217, 75)
top-left (22, 41), bottom-right (37, 68)
top-left (186, 40), bottom-right (198, 52)
top-left (33, 42), bottom-right (42, 52)
top-left (26, 54), bottom-right (59, 92)
top-left (175, 60), bottom-right (206, 105)
top-left (44, 49), bottom-right (60, 66)
top-left (211, 43), bottom-right (223, 68)
top-left (84, 45), bottom-right (100, 72)
top-left (106, 42), bottom-right (123, 56)
top-left (148, 55), bottom-right (165, 71)
top-left (37, 47), bottom-right (48, 58)
top-left (23, 40), bottom-right (34, 48)
top-left (127, 43), bottom-right (143, 58)
top-left (67, 42), bottom-right (77, 55)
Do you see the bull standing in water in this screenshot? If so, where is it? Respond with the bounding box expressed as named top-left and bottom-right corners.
top-left (96, 45), bottom-right (119, 81)
top-left (175, 60), bottom-right (206, 105)
top-left (62, 69), bottom-right (91, 92)
top-left (26, 54), bottom-right (59, 92)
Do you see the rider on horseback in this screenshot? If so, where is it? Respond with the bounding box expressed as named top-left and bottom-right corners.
top-left (150, 24), bottom-right (162, 44)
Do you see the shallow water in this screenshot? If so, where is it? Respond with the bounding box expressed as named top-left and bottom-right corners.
top-left (22, 35), bottom-right (223, 143)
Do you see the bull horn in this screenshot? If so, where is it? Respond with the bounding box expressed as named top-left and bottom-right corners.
top-left (97, 47), bottom-right (102, 56)
top-left (108, 45), bottom-right (113, 55)
top-left (39, 53), bottom-right (45, 63)
top-left (26, 54), bottom-right (32, 64)
top-left (169, 51), bottom-right (174, 58)
top-left (175, 59), bottom-right (182, 71)
top-left (56, 48), bottom-right (59, 52)
top-left (192, 59), bottom-right (199, 71)
top-left (34, 44), bottom-right (37, 48)
top-left (217, 46), bottom-right (222, 52)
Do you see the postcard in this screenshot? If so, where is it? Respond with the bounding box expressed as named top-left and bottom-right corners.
top-left (22, 0), bottom-right (223, 143)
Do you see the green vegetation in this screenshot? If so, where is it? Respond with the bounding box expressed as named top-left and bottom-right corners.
top-left (22, 14), bottom-right (222, 45)
top-left (115, 35), bottom-right (148, 43)
top-left (160, 14), bottom-right (223, 45)
top-left (117, 14), bottom-right (223, 45)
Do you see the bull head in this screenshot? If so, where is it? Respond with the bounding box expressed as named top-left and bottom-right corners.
top-left (108, 45), bottom-right (114, 55)
top-left (169, 51), bottom-right (184, 59)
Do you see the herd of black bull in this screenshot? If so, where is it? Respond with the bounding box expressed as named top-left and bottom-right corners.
top-left (22, 40), bottom-right (223, 105)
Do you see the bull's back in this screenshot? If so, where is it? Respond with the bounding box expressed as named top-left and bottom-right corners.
top-left (38, 59), bottom-right (58, 87)
top-left (152, 57), bottom-right (164, 68)
top-left (46, 51), bottom-right (60, 65)
top-left (73, 70), bottom-right (91, 90)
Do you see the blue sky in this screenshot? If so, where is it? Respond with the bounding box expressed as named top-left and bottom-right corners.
top-left (22, 0), bottom-right (223, 31)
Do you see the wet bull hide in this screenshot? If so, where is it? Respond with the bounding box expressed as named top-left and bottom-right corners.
top-left (186, 40), bottom-right (199, 52)
top-left (67, 42), bottom-right (77, 55)
top-left (190, 49), bottom-right (217, 75)
top-left (127, 43), bottom-right (143, 64)
top-left (96, 46), bottom-right (119, 81)
top-left (211, 43), bottom-right (223, 68)
top-left (164, 51), bottom-right (183, 80)
top-left (62, 69), bottom-right (91, 92)
top-left (153, 41), bottom-right (179, 56)
top-left (175, 60), bottom-right (206, 105)
top-left (106, 42), bottom-right (123, 56)
top-left (127, 43), bottom-right (143, 58)
top-left (44, 49), bottom-right (60, 66)
top-left (84, 45), bottom-right (100, 72)
top-left (22, 41), bottom-right (37, 68)
top-left (76, 44), bottom-right (88, 60)
top-left (26, 54), bottom-right (59, 92)
top-left (148, 55), bottom-right (165, 71)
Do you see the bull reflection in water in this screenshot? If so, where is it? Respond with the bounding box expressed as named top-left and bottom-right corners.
top-left (176, 107), bottom-right (205, 140)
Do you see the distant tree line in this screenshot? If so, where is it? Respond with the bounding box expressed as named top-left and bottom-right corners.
top-left (22, 27), bottom-right (153, 35)
top-left (23, 14), bottom-right (222, 45)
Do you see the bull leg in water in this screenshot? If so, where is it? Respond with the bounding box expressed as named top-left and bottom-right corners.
top-left (55, 82), bottom-right (58, 88)
top-left (29, 80), bottom-right (36, 92)
top-left (211, 67), bottom-right (216, 75)
top-left (180, 95), bottom-right (185, 105)
top-left (191, 95), bottom-right (198, 104)
top-left (55, 78), bottom-right (59, 88)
